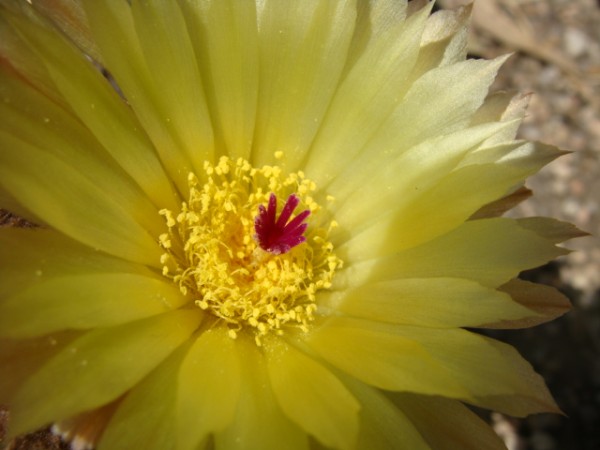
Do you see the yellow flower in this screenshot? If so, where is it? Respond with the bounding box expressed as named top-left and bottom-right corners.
top-left (0, 1), bottom-right (582, 449)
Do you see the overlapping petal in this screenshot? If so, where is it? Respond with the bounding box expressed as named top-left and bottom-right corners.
top-left (0, 273), bottom-right (187, 339)
top-left (321, 277), bottom-right (539, 328)
top-left (306, 317), bottom-right (559, 416)
top-left (265, 337), bottom-right (360, 450)
top-left (0, 331), bottom-right (81, 405)
top-left (342, 377), bottom-right (430, 450)
top-left (178, 0), bottom-right (259, 161)
top-left (98, 345), bottom-right (188, 450)
top-left (337, 218), bottom-right (567, 288)
top-left (9, 310), bottom-right (201, 437)
top-left (394, 393), bottom-right (507, 449)
top-left (251, 0), bottom-right (357, 169)
top-left (215, 337), bottom-right (308, 450)
top-left (130, 0), bottom-right (214, 177)
top-left (176, 327), bottom-right (240, 450)
top-left (3, 5), bottom-right (177, 209)
top-left (0, 228), bottom-right (152, 299)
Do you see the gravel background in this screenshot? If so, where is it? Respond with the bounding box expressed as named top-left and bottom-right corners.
top-left (2, 1), bottom-right (599, 449)
top-left (440, 1), bottom-right (600, 449)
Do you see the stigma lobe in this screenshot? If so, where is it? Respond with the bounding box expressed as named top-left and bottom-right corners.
top-left (254, 193), bottom-right (310, 254)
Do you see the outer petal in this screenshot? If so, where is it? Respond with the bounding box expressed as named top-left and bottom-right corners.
top-left (0, 331), bottom-right (81, 405)
top-left (215, 335), bottom-right (308, 450)
top-left (30, 0), bottom-right (100, 62)
top-left (0, 12), bottom-right (66, 107)
top-left (307, 317), bottom-right (469, 399)
top-left (5, 6), bottom-right (177, 210)
top-left (176, 327), bottom-right (240, 450)
top-left (403, 5), bottom-right (470, 90)
top-left (394, 393), bottom-right (507, 450)
top-left (0, 66), bottom-right (162, 237)
top-left (516, 216), bottom-right (587, 243)
top-left (324, 56), bottom-right (507, 198)
top-left (470, 92), bottom-right (530, 145)
top-left (0, 132), bottom-right (161, 266)
top-left (80, 0), bottom-right (196, 195)
top-left (0, 187), bottom-right (44, 226)
top-left (342, 377), bottom-right (430, 450)
top-left (414, 3), bottom-right (471, 72)
top-left (329, 121), bottom-right (510, 234)
top-left (8, 309), bottom-right (201, 437)
top-left (251, 0), bottom-right (356, 169)
top-left (0, 228), bottom-right (152, 299)
top-left (471, 186), bottom-right (532, 219)
top-left (307, 317), bottom-right (559, 416)
top-left (98, 345), bottom-right (191, 450)
top-left (0, 273), bottom-right (188, 339)
top-left (337, 218), bottom-right (568, 289)
top-left (321, 277), bottom-right (539, 328)
top-left (342, 0), bottom-right (408, 70)
top-left (466, 339), bottom-right (561, 417)
top-left (265, 337), bottom-right (360, 450)
top-left (486, 279), bottom-right (571, 329)
top-left (336, 144), bottom-right (548, 257)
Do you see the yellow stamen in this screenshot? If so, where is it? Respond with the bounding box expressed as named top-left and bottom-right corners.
top-left (158, 156), bottom-right (341, 345)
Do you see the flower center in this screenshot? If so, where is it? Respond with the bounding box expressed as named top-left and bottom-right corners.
top-left (158, 156), bottom-right (341, 344)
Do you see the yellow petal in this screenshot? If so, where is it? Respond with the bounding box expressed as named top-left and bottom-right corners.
top-left (338, 218), bottom-right (567, 289)
top-left (326, 56), bottom-right (508, 200)
top-left (394, 393), bottom-right (507, 450)
top-left (0, 228), bottom-right (152, 299)
top-left (471, 92), bottom-right (530, 146)
top-left (130, 0), bottom-right (214, 175)
top-left (484, 279), bottom-right (571, 329)
top-left (471, 185), bottom-right (532, 219)
top-left (252, 0), bottom-right (356, 169)
top-left (306, 2), bottom-right (430, 187)
top-left (395, 53), bottom-right (506, 136)
top-left (215, 335), bottom-right (309, 450)
top-left (179, 0), bottom-right (259, 160)
top-left (0, 331), bottom-right (81, 405)
top-left (329, 121), bottom-right (510, 232)
top-left (466, 336), bottom-right (560, 417)
top-left (460, 140), bottom-right (565, 169)
top-left (516, 216), bottom-right (588, 243)
top-left (324, 277), bottom-right (539, 328)
top-left (344, 0), bottom-right (408, 67)
top-left (176, 327), bottom-right (240, 450)
top-left (0, 186), bottom-right (44, 225)
top-left (265, 337), bottom-right (359, 450)
top-left (338, 156), bottom-right (533, 258)
top-left (0, 68), bottom-right (163, 235)
top-left (0, 132), bottom-right (161, 266)
top-left (308, 317), bottom-right (559, 415)
top-left (0, 13), bottom-right (65, 107)
top-left (5, 7), bottom-right (177, 209)
top-left (342, 377), bottom-right (430, 450)
top-left (81, 0), bottom-right (194, 195)
top-left (0, 273), bottom-right (187, 339)
top-left (98, 345), bottom-right (190, 450)
top-left (408, 4), bottom-right (471, 81)
top-left (30, 0), bottom-right (100, 63)
top-left (9, 309), bottom-right (201, 436)
top-left (306, 317), bottom-right (469, 399)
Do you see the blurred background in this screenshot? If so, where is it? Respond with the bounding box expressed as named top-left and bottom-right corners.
top-left (439, 1), bottom-right (600, 449)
